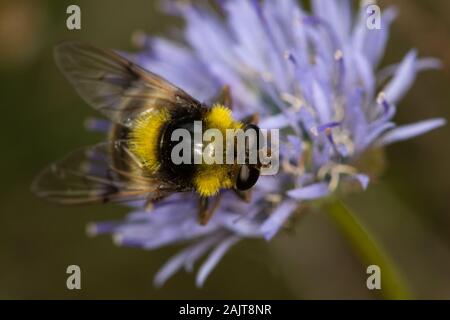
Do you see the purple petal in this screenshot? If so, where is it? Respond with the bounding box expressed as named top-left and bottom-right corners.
top-left (153, 247), bottom-right (193, 287)
top-left (221, 213), bottom-right (265, 237)
top-left (86, 221), bottom-right (119, 236)
top-left (287, 135), bottom-right (303, 156)
top-left (312, 81), bottom-right (331, 123)
top-left (376, 118), bottom-right (446, 146)
top-left (317, 121), bottom-right (341, 133)
top-left (139, 38), bottom-right (218, 101)
top-left (153, 234), bottom-right (224, 287)
top-left (84, 118), bottom-right (111, 133)
top-left (377, 57), bottom-right (442, 85)
top-left (353, 52), bottom-right (375, 101)
top-left (312, 0), bottom-right (352, 43)
top-left (382, 50), bottom-right (417, 105)
top-left (363, 122), bottom-right (396, 149)
top-left (260, 200), bottom-right (298, 240)
top-left (287, 182), bottom-right (330, 200)
top-left (184, 235), bottom-right (225, 272)
top-left (352, 6), bottom-right (397, 67)
top-left (196, 235), bottom-right (241, 287)
top-left (259, 113), bottom-right (290, 129)
top-left (353, 174), bottom-right (370, 190)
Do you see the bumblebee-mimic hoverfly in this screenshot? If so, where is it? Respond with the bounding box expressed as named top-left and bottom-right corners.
top-left (32, 42), bottom-right (264, 225)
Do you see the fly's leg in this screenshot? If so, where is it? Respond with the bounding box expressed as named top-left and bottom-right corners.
top-left (241, 113), bottom-right (260, 125)
top-left (198, 195), bottom-right (222, 225)
top-left (216, 85), bottom-right (233, 109)
top-left (144, 187), bottom-right (170, 212)
top-left (233, 189), bottom-right (252, 202)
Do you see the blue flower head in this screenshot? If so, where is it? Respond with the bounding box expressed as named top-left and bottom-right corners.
top-left (88, 0), bottom-right (445, 287)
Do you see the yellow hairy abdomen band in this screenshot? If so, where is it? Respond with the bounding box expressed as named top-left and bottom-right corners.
top-left (129, 109), bottom-right (170, 172)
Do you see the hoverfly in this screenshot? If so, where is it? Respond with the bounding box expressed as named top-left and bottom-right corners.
top-left (32, 42), bottom-right (263, 224)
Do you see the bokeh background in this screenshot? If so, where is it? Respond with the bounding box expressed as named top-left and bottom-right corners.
top-left (0, 0), bottom-right (449, 299)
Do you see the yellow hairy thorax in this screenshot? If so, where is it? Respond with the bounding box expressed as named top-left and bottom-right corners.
top-left (193, 104), bottom-right (243, 197)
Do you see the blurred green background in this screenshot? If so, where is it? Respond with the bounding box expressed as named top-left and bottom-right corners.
top-left (0, 0), bottom-right (449, 299)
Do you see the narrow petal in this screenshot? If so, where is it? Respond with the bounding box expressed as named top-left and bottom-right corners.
top-left (259, 113), bottom-right (290, 129)
top-left (286, 135), bottom-right (303, 157)
top-left (153, 233), bottom-right (225, 287)
top-left (287, 182), bottom-right (330, 200)
top-left (312, 0), bottom-right (352, 44)
top-left (353, 52), bottom-right (375, 101)
top-left (376, 118), bottom-right (446, 146)
top-left (363, 122), bottom-right (395, 149)
top-left (382, 50), bottom-right (417, 105)
top-left (352, 6), bottom-right (397, 67)
top-left (260, 200), bottom-right (298, 240)
top-left (84, 118), bottom-right (111, 133)
top-left (353, 174), bottom-right (370, 190)
top-left (153, 247), bottom-right (192, 287)
top-left (221, 213), bottom-right (265, 237)
top-left (184, 236), bottom-right (224, 273)
top-left (86, 221), bottom-right (119, 236)
top-left (377, 57), bottom-right (442, 85)
top-left (312, 81), bottom-right (331, 123)
top-left (196, 235), bottom-right (241, 287)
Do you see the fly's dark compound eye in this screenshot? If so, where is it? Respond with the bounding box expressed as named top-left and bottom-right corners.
top-left (236, 164), bottom-right (260, 190)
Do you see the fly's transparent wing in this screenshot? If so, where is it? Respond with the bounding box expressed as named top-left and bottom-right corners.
top-left (54, 41), bottom-right (202, 127)
top-left (32, 141), bottom-right (176, 204)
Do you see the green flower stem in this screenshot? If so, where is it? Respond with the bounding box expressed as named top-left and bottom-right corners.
top-left (324, 199), bottom-right (412, 299)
